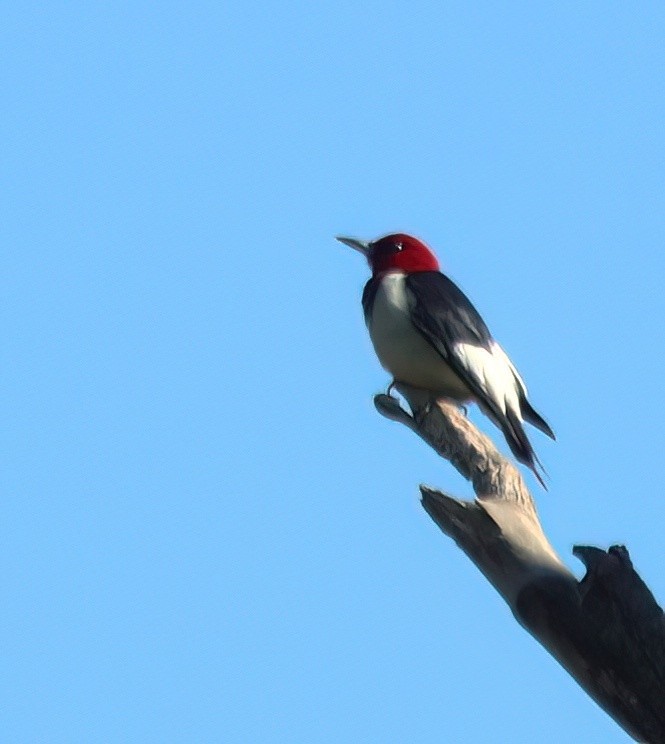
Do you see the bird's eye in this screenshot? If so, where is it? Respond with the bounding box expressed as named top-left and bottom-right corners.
top-left (394, 242), bottom-right (404, 252)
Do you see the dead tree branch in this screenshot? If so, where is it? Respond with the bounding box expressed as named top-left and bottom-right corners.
top-left (375, 386), bottom-right (665, 743)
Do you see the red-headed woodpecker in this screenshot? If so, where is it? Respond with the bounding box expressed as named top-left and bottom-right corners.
top-left (337, 232), bottom-right (554, 486)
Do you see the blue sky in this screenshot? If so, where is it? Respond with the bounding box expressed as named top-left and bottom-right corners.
top-left (3, 2), bottom-right (664, 742)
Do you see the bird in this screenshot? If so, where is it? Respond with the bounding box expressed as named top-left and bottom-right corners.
top-left (337, 232), bottom-right (554, 486)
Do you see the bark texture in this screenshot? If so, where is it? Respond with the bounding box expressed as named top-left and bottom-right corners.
top-left (374, 387), bottom-right (665, 743)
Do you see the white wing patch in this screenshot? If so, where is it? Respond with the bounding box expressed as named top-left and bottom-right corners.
top-left (490, 342), bottom-right (528, 396)
top-left (452, 341), bottom-right (522, 417)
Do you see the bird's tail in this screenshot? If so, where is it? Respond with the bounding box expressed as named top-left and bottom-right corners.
top-left (502, 407), bottom-right (548, 489)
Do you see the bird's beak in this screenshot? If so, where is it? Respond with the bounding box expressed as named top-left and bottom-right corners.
top-left (336, 236), bottom-right (370, 255)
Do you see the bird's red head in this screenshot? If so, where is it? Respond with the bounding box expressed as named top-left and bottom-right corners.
top-left (337, 233), bottom-right (440, 275)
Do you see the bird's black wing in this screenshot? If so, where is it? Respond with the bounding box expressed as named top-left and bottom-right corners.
top-left (405, 271), bottom-right (546, 483)
top-left (405, 271), bottom-right (493, 354)
top-left (406, 273), bottom-right (554, 441)
top-left (404, 270), bottom-right (501, 412)
top-left (361, 276), bottom-right (381, 323)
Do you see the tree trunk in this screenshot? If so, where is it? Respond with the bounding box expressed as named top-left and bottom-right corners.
top-left (374, 387), bottom-right (665, 743)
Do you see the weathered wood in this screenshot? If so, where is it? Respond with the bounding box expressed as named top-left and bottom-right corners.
top-left (375, 386), bottom-right (665, 743)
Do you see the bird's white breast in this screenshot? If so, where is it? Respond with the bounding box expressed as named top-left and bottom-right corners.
top-left (367, 272), bottom-right (471, 398)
